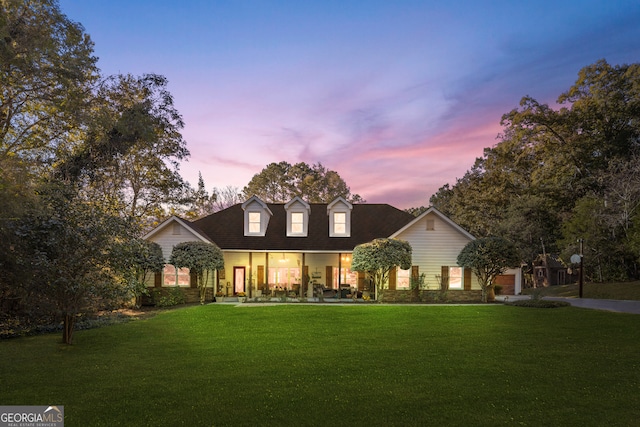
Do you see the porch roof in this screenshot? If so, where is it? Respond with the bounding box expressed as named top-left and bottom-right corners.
top-left (191, 203), bottom-right (415, 252)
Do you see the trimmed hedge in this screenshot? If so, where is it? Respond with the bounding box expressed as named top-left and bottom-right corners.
top-left (507, 299), bottom-right (571, 308)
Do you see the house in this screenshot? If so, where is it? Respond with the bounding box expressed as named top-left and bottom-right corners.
top-left (143, 196), bottom-right (522, 301)
top-left (532, 254), bottom-right (571, 287)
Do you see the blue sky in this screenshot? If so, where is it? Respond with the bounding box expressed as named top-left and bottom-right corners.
top-left (59, 0), bottom-right (640, 208)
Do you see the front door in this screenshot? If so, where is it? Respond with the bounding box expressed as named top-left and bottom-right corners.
top-left (234, 267), bottom-right (245, 294)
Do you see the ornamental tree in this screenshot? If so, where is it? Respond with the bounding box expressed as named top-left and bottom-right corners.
top-left (351, 238), bottom-right (412, 301)
top-left (113, 239), bottom-right (165, 307)
top-left (169, 241), bottom-right (224, 304)
top-left (457, 236), bottom-right (520, 302)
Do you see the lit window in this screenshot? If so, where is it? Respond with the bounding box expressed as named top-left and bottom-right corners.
top-left (163, 264), bottom-right (190, 287)
top-left (334, 212), bottom-right (346, 234)
top-left (449, 267), bottom-right (463, 289)
top-left (291, 212), bottom-right (304, 233)
top-left (249, 212), bottom-right (261, 233)
top-left (397, 268), bottom-right (410, 289)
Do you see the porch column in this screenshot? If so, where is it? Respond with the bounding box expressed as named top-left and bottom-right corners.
top-left (301, 253), bottom-right (306, 298)
top-left (338, 253), bottom-right (342, 296)
top-left (248, 252), bottom-right (253, 298)
top-left (265, 252), bottom-right (269, 296)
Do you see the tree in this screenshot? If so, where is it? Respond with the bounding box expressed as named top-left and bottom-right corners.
top-left (243, 161), bottom-right (364, 203)
top-left (0, 0), bottom-right (98, 168)
top-left (169, 241), bottom-right (224, 304)
top-left (16, 181), bottom-right (130, 344)
top-left (431, 60), bottom-right (640, 279)
top-left (113, 239), bottom-right (165, 307)
top-left (211, 185), bottom-right (243, 211)
top-left (351, 238), bottom-right (412, 301)
top-left (457, 237), bottom-right (520, 302)
top-left (55, 73), bottom-right (190, 231)
top-left (404, 206), bottom-right (428, 217)
top-left (185, 172), bottom-right (214, 219)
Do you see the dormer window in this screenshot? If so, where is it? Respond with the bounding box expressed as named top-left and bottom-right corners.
top-left (285, 196), bottom-right (310, 237)
top-left (328, 197), bottom-right (352, 237)
top-left (242, 196), bottom-right (272, 236)
top-left (333, 212), bottom-right (346, 234)
top-left (248, 212), bottom-right (261, 233)
top-left (291, 212), bottom-right (304, 233)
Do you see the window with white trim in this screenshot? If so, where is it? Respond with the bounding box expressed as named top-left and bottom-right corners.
top-left (333, 212), bottom-right (346, 234)
top-left (291, 212), bottom-right (304, 234)
top-left (248, 212), bottom-right (261, 233)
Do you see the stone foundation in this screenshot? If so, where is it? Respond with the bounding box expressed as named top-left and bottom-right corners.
top-left (380, 289), bottom-right (483, 303)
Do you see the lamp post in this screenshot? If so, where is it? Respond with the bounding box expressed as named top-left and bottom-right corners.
top-left (579, 239), bottom-right (584, 298)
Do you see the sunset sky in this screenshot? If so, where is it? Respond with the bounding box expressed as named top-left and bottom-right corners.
top-left (59, 0), bottom-right (640, 209)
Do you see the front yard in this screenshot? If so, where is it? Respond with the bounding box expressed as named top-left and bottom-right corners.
top-left (1, 304), bottom-right (639, 426)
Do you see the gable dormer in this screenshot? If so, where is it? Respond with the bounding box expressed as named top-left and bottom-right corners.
top-left (285, 196), bottom-right (310, 237)
top-left (327, 196), bottom-right (352, 237)
top-left (241, 196), bottom-right (272, 237)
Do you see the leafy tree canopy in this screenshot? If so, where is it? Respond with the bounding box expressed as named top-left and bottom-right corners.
top-left (431, 59), bottom-right (640, 281)
top-left (169, 241), bottom-right (224, 303)
top-left (351, 238), bottom-right (412, 300)
top-left (243, 161), bottom-right (364, 203)
top-left (457, 237), bottom-right (520, 302)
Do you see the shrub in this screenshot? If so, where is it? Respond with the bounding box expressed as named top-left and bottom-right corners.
top-left (507, 300), bottom-right (571, 308)
top-left (152, 287), bottom-right (186, 307)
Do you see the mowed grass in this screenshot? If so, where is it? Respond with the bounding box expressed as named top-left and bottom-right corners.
top-left (1, 304), bottom-right (639, 426)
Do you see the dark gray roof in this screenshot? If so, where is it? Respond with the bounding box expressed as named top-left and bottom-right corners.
top-left (191, 203), bottom-right (415, 252)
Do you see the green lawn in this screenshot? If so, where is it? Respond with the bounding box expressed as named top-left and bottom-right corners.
top-left (1, 304), bottom-right (639, 426)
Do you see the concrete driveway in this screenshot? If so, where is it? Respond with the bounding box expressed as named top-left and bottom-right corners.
top-left (497, 295), bottom-right (640, 314)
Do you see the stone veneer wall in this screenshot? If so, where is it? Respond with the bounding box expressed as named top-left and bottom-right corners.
top-left (381, 289), bottom-right (483, 303)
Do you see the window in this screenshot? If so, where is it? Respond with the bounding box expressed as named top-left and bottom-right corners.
top-left (426, 219), bottom-right (435, 231)
top-left (333, 212), bottom-right (346, 234)
top-left (291, 212), bottom-right (304, 233)
top-left (333, 267), bottom-right (357, 288)
top-left (248, 212), bottom-right (261, 233)
top-left (163, 264), bottom-right (190, 287)
top-left (327, 197), bottom-right (352, 237)
top-left (268, 267), bottom-right (301, 289)
top-left (397, 268), bottom-right (411, 289)
top-left (449, 266), bottom-right (463, 289)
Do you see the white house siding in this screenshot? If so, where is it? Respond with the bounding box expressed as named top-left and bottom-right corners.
top-left (144, 219), bottom-right (216, 288)
top-left (395, 212), bottom-right (480, 290)
top-left (147, 221), bottom-right (206, 261)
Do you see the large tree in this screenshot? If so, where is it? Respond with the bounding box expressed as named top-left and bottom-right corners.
top-left (0, 0), bottom-right (98, 168)
top-left (432, 60), bottom-right (640, 280)
top-left (457, 237), bottom-right (520, 303)
top-left (16, 181), bottom-right (130, 344)
top-left (0, 0), bottom-right (192, 340)
top-left (351, 238), bottom-right (412, 301)
top-left (55, 73), bottom-right (190, 231)
top-left (243, 161), bottom-right (364, 203)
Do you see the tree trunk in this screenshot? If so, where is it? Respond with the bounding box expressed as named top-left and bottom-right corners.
top-left (486, 286), bottom-right (496, 302)
top-left (62, 314), bottom-right (75, 345)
